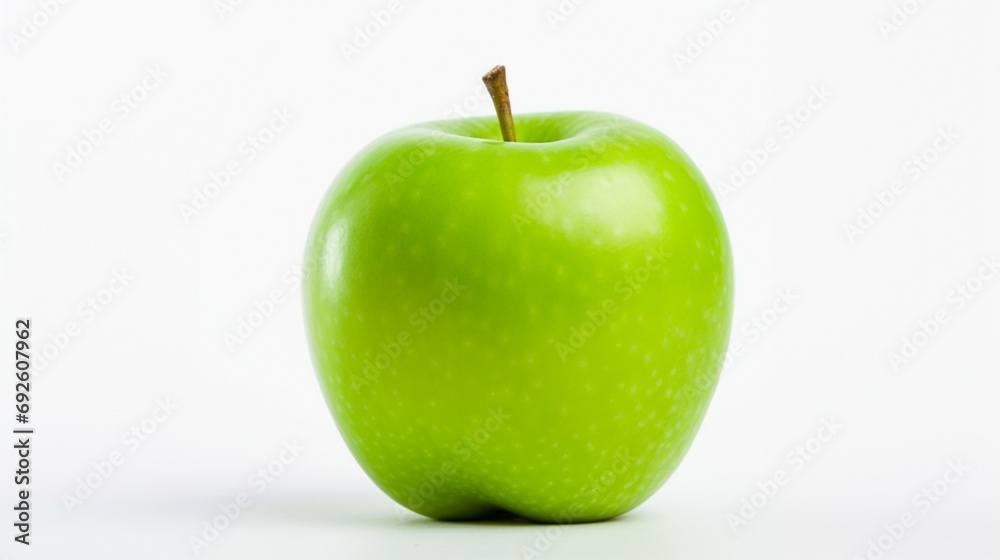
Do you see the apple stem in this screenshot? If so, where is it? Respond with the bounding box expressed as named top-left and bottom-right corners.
top-left (482, 65), bottom-right (517, 142)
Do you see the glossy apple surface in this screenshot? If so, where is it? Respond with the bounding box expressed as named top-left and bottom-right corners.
top-left (304, 111), bottom-right (733, 522)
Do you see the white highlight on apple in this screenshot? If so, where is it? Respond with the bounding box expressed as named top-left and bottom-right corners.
top-left (842, 127), bottom-right (957, 244)
top-left (887, 254), bottom-right (998, 372)
top-left (511, 118), bottom-right (630, 234)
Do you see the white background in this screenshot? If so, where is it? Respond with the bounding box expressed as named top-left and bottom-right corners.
top-left (2, 1), bottom-right (999, 559)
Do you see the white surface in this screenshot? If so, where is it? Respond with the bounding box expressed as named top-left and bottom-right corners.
top-left (2, 1), bottom-right (998, 558)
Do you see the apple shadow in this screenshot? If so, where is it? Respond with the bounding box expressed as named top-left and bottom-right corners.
top-left (421, 508), bottom-right (637, 527)
top-left (245, 490), bottom-right (641, 530)
top-left (174, 491), bottom-right (712, 559)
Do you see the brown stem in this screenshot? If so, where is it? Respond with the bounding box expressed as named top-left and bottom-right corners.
top-left (482, 65), bottom-right (517, 142)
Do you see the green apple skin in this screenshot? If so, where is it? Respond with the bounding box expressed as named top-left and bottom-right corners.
top-left (304, 111), bottom-right (733, 523)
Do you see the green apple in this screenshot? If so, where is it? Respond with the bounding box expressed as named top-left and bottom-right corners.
top-left (304, 68), bottom-right (733, 523)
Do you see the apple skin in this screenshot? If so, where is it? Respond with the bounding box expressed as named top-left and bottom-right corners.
top-left (303, 111), bottom-right (733, 523)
